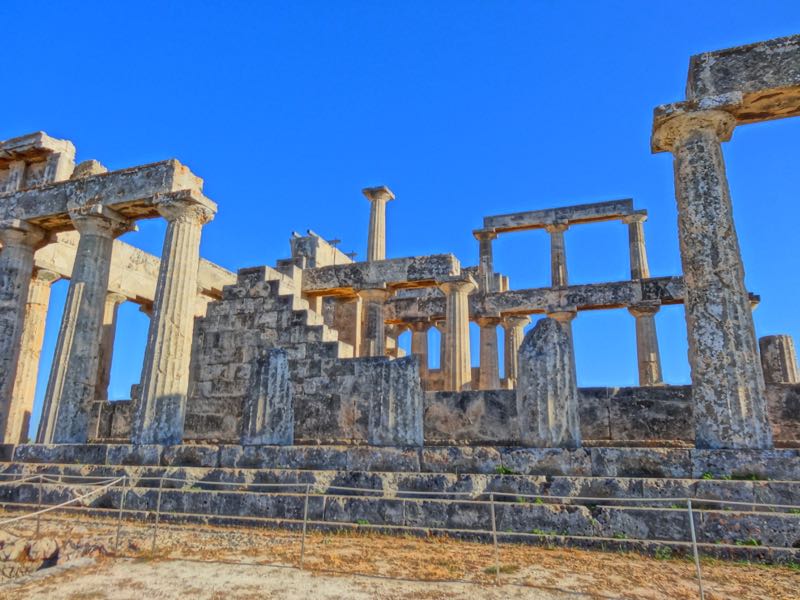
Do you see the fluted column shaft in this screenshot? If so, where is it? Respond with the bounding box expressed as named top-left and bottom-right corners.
top-left (408, 321), bottom-right (430, 380)
top-left (546, 222), bottom-right (569, 287)
top-left (474, 230), bottom-right (497, 293)
top-left (357, 288), bottom-right (390, 357)
top-left (0, 221), bottom-right (46, 442)
top-left (39, 207), bottom-right (132, 443)
top-left (440, 277), bottom-right (476, 391)
top-left (434, 320), bottom-right (447, 376)
top-left (628, 303), bottom-right (663, 386)
top-left (133, 197), bottom-right (214, 445)
top-left (653, 109), bottom-right (771, 449)
top-left (502, 315), bottom-right (530, 386)
top-left (5, 270), bottom-right (59, 443)
top-left (95, 292), bottom-right (127, 400)
top-left (476, 316), bottom-right (501, 390)
top-left (759, 335), bottom-right (799, 384)
top-left (624, 213), bottom-right (650, 279)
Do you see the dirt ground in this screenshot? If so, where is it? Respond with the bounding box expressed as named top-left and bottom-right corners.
top-left (1, 512), bottom-right (797, 599)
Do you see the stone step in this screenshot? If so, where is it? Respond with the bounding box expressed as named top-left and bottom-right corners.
top-left (5, 444), bottom-right (800, 481)
top-left (0, 476), bottom-right (798, 551)
top-left (1, 462), bottom-right (798, 508)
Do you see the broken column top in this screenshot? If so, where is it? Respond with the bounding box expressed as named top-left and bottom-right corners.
top-left (362, 185), bottom-right (395, 203)
top-left (0, 131), bottom-right (75, 167)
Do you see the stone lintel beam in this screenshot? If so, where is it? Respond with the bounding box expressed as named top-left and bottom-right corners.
top-left (301, 254), bottom-right (461, 297)
top-left (0, 159), bottom-right (205, 229)
top-left (686, 34), bottom-right (800, 125)
top-left (482, 198), bottom-right (634, 234)
top-left (0, 131), bottom-right (75, 167)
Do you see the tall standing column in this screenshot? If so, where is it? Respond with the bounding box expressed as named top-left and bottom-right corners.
top-left (653, 109), bottom-right (771, 449)
top-left (434, 320), bottom-right (447, 378)
top-left (628, 302), bottom-right (664, 386)
top-left (502, 315), bottom-right (530, 387)
top-left (439, 276), bottom-right (476, 391)
top-left (39, 206), bottom-right (133, 443)
top-left (133, 193), bottom-right (215, 445)
top-left (623, 212), bottom-right (651, 280)
top-left (474, 229), bottom-right (498, 293)
top-left (476, 316), bottom-right (501, 389)
top-left (546, 221), bottom-right (569, 287)
top-left (356, 288), bottom-right (390, 357)
top-left (5, 269), bottom-right (59, 443)
top-left (362, 186), bottom-right (395, 262)
top-left (408, 320), bottom-right (430, 381)
top-left (0, 221), bottom-right (47, 443)
top-left (95, 292), bottom-right (127, 400)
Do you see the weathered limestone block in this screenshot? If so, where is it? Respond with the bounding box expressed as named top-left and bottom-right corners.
top-left (516, 318), bottom-right (580, 448)
top-left (367, 355), bottom-right (423, 447)
top-left (653, 109), bottom-right (772, 450)
top-left (759, 335), bottom-right (799, 384)
top-left (241, 348), bottom-right (293, 445)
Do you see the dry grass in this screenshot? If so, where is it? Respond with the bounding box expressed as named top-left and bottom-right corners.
top-left (1, 510), bottom-right (796, 599)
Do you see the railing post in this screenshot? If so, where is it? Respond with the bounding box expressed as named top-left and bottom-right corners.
top-left (114, 476), bottom-right (127, 554)
top-left (300, 483), bottom-right (310, 568)
top-left (687, 498), bottom-right (705, 600)
top-left (150, 476), bottom-right (165, 555)
top-left (35, 474), bottom-right (43, 537)
top-left (489, 493), bottom-right (499, 584)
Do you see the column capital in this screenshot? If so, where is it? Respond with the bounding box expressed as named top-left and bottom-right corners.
top-left (473, 228), bottom-right (498, 242)
top-left (652, 108), bottom-right (736, 153)
top-left (69, 204), bottom-right (134, 238)
top-left (628, 301), bottom-right (661, 318)
top-left (544, 220), bottom-right (569, 234)
top-left (546, 306), bottom-right (577, 323)
top-left (31, 268), bottom-right (60, 284)
top-left (362, 185), bottom-right (395, 204)
top-left (433, 320), bottom-right (447, 333)
top-left (502, 314), bottom-right (531, 329)
top-left (155, 190), bottom-right (216, 224)
top-left (475, 315), bottom-right (502, 328)
top-left (406, 319), bottom-right (431, 333)
top-left (0, 219), bottom-right (47, 249)
top-left (438, 275), bottom-right (477, 295)
top-left (356, 287), bottom-right (391, 303)
top-left (105, 292), bottom-right (127, 306)
top-left (621, 211), bottom-right (648, 225)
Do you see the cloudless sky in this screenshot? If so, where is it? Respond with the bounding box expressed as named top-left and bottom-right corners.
top-left (3, 2), bottom-right (800, 438)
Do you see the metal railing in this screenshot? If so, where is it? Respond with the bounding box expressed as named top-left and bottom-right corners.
top-left (1, 471), bottom-right (799, 599)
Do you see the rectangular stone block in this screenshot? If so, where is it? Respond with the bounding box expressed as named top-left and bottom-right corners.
top-left (421, 446), bottom-right (502, 474)
top-left (590, 448), bottom-right (692, 478)
top-left (106, 444), bottom-right (162, 466)
top-left (691, 448), bottom-right (800, 481)
top-left (12, 444), bottom-right (108, 465)
top-left (161, 445), bottom-right (220, 468)
top-left (501, 448), bottom-right (592, 477)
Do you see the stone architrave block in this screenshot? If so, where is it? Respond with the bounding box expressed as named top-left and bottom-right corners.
top-left (241, 348), bottom-right (293, 445)
top-left (516, 318), bottom-right (581, 448)
top-left (368, 356), bottom-right (424, 447)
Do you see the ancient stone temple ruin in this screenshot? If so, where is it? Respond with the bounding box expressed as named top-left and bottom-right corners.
top-left (0, 34), bottom-right (799, 554)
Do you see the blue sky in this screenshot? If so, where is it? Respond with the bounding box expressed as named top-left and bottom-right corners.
top-left (3, 2), bottom-right (800, 435)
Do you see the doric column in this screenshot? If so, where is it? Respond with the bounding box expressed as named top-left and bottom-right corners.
top-left (133, 193), bottom-right (215, 445)
top-left (356, 287), bottom-right (390, 357)
top-left (653, 109), bottom-right (771, 449)
top-left (434, 320), bottom-right (447, 376)
top-left (474, 229), bottom-right (498, 293)
top-left (5, 269), bottom-right (59, 443)
top-left (1, 161), bottom-right (26, 193)
top-left (439, 276), bottom-right (476, 391)
top-left (623, 212), bottom-right (650, 279)
top-left (362, 186), bottom-right (395, 262)
top-left (0, 221), bottom-right (48, 442)
top-left (546, 306), bottom-right (577, 340)
top-left (95, 292), bottom-right (127, 400)
top-left (476, 316), bottom-right (501, 390)
top-left (502, 315), bottom-right (530, 386)
top-left (627, 302), bottom-right (663, 386)
top-left (759, 335), bottom-right (799, 384)
top-left (39, 205), bottom-right (133, 444)
top-left (408, 320), bottom-right (430, 380)
top-left (545, 221), bottom-right (569, 288)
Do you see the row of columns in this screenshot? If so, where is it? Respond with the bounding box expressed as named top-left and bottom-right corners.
top-left (0, 193), bottom-right (215, 445)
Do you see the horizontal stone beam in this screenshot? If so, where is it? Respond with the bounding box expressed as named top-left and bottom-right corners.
top-left (0, 159), bottom-right (207, 230)
top-left (481, 199), bottom-right (634, 233)
top-left (686, 34), bottom-right (800, 124)
top-left (31, 232), bottom-right (235, 303)
top-left (386, 277), bottom-right (686, 322)
top-left (301, 254), bottom-right (461, 296)
top-left (0, 131), bottom-right (75, 166)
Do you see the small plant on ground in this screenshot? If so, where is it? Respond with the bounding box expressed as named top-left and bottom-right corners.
top-left (355, 519), bottom-right (369, 525)
top-left (494, 465), bottom-right (516, 475)
top-left (533, 497), bottom-right (544, 505)
top-left (613, 532), bottom-right (628, 540)
top-left (655, 546), bottom-right (673, 560)
top-left (483, 564), bottom-right (520, 575)
top-left (735, 538), bottom-right (762, 547)
top-left (701, 472), bottom-right (714, 480)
